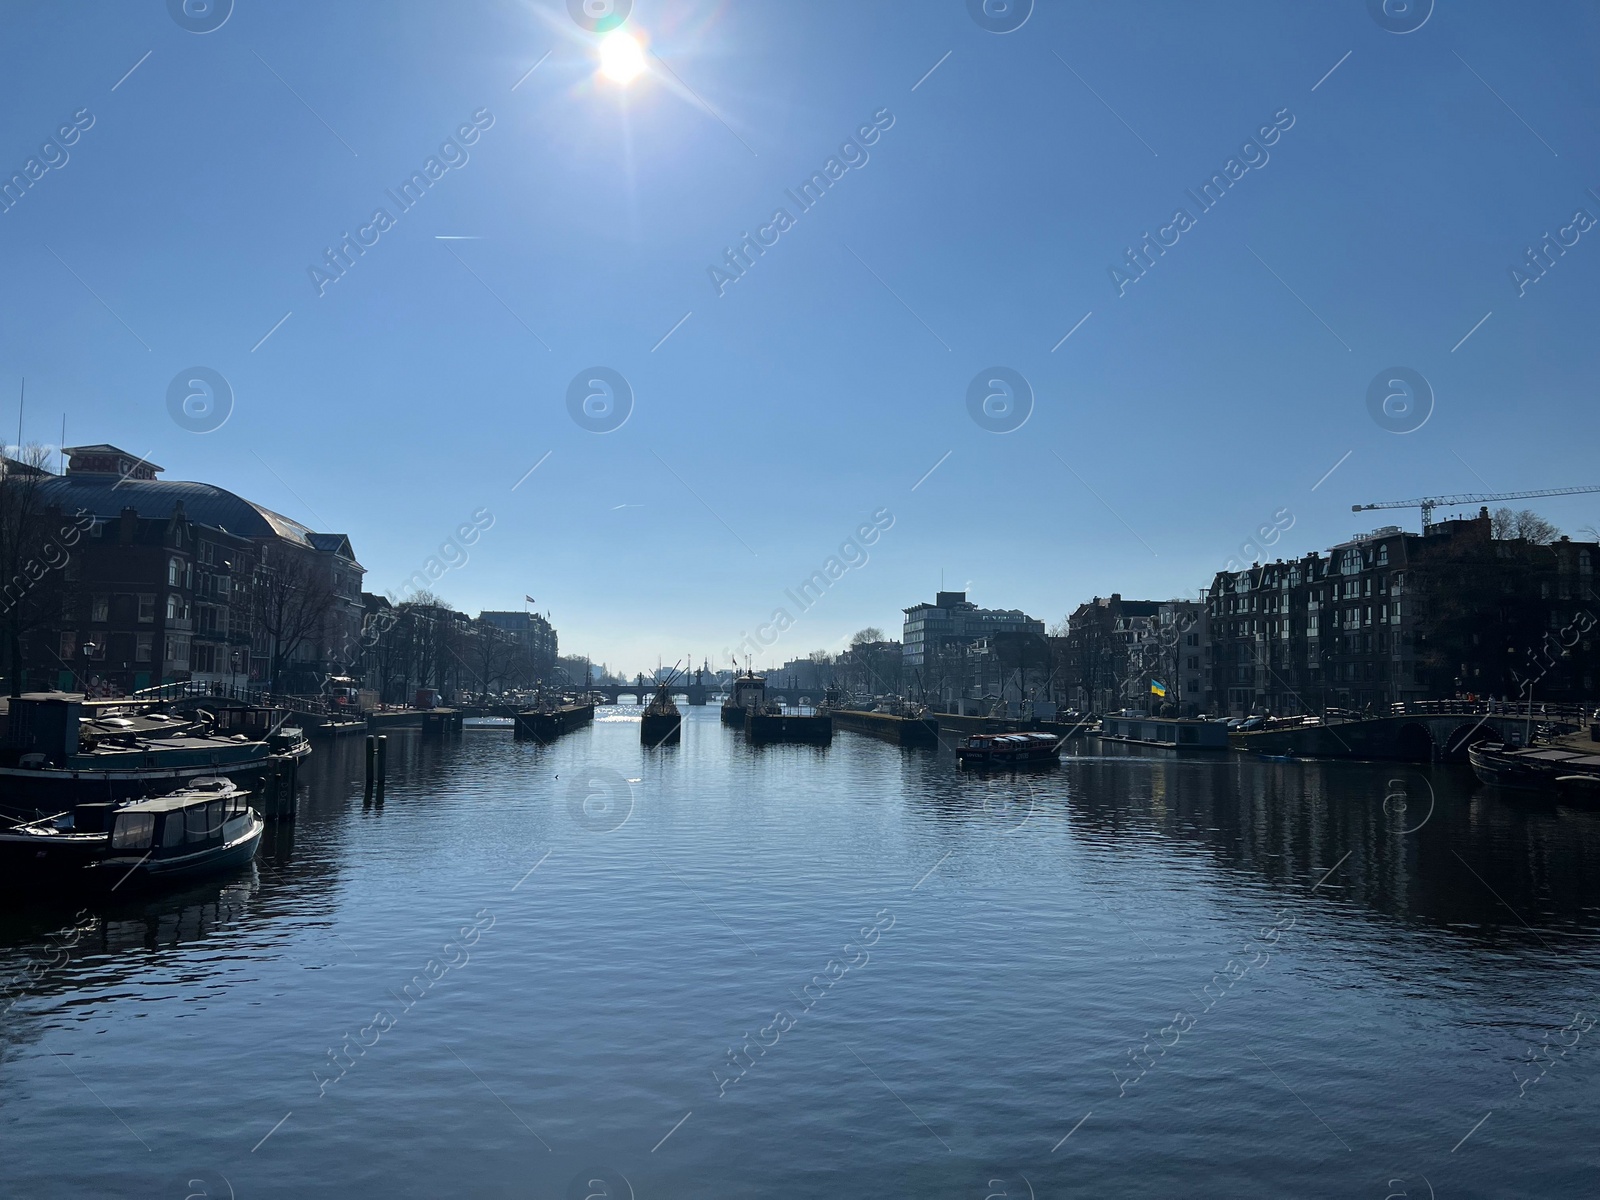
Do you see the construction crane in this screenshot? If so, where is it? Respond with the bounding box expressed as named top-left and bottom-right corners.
top-left (1353, 486), bottom-right (1600, 530)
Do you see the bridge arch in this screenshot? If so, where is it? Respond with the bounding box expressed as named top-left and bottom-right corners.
top-left (1441, 720), bottom-right (1496, 761)
top-left (1394, 721), bottom-right (1433, 762)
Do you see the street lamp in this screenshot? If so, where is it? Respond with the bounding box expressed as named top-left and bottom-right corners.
top-left (78, 641), bottom-right (98, 696)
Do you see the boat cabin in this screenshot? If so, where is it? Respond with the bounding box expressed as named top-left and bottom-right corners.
top-left (1098, 715), bottom-right (1229, 750)
top-left (729, 673), bottom-right (766, 709)
top-left (95, 782), bottom-right (255, 857)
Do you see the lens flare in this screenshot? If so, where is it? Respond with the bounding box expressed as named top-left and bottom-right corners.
top-left (598, 30), bottom-right (645, 85)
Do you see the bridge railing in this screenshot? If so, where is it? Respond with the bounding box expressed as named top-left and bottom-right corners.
top-left (124, 680), bottom-right (346, 717)
top-left (1385, 699), bottom-right (1594, 722)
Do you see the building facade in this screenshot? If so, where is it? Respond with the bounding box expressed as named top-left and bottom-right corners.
top-left (1205, 510), bottom-right (1599, 716)
top-left (477, 609), bottom-right (558, 681)
top-left (23, 444), bottom-right (364, 696)
top-left (1060, 594), bottom-right (1163, 715)
top-left (901, 590), bottom-right (1045, 706)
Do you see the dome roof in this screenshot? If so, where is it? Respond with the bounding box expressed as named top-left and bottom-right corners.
top-left (36, 475), bottom-right (320, 548)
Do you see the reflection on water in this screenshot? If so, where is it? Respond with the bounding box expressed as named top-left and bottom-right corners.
top-left (1, 708), bottom-right (1597, 1199)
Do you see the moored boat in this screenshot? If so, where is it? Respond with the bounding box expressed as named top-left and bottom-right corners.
top-left (0, 693), bottom-right (304, 820)
top-left (0, 778), bottom-right (263, 895)
top-left (513, 697), bottom-right (594, 743)
top-left (1469, 741), bottom-right (1600, 793)
top-left (1098, 714), bottom-right (1230, 751)
top-left (745, 706), bottom-right (832, 744)
top-left (720, 670), bottom-right (831, 742)
top-left (721, 672), bottom-right (767, 727)
top-left (641, 679), bottom-right (683, 747)
top-left (956, 731), bottom-right (1061, 769)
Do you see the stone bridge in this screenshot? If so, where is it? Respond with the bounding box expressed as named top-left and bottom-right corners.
top-left (462, 684), bottom-right (827, 712)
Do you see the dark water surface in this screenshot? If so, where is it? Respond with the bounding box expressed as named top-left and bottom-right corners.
top-left (3, 707), bottom-right (1599, 1198)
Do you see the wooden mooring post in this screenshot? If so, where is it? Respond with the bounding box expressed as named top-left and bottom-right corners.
top-left (259, 756), bottom-right (298, 822)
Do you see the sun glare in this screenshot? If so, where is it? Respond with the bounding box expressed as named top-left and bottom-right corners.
top-left (598, 30), bottom-right (646, 85)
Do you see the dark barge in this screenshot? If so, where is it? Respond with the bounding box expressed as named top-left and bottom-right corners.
top-left (513, 702), bottom-right (595, 743)
top-left (641, 680), bottom-right (682, 747)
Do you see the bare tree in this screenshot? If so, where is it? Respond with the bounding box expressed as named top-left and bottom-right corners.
top-left (254, 549), bottom-right (337, 693)
top-left (0, 445), bottom-right (76, 697)
top-left (467, 623), bottom-right (518, 697)
top-left (1491, 507), bottom-right (1561, 545)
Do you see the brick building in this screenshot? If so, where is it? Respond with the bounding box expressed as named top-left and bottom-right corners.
top-left (23, 444), bottom-right (363, 695)
top-left (1205, 510), bottom-right (1598, 716)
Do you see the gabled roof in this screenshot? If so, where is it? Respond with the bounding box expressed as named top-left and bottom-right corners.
top-left (308, 532), bottom-right (355, 557)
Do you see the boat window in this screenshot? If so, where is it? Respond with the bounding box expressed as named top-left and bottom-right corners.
top-left (162, 813), bottom-right (186, 848)
top-left (186, 803), bottom-right (218, 842)
top-left (111, 812), bottom-right (155, 850)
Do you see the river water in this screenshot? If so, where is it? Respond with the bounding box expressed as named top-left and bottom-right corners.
top-left (2, 707), bottom-right (1598, 1198)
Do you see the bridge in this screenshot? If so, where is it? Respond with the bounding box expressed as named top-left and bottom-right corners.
top-left (1234, 700), bottom-right (1591, 761)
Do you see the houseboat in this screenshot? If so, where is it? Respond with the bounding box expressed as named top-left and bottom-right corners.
top-left (956, 731), bottom-right (1062, 769)
top-left (0, 693), bottom-right (305, 819)
top-left (0, 778), bottom-right (262, 894)
top-left (720, 672), bottom-right (768, 727)
top-left (1095, 714), bottom-right (1230, 752)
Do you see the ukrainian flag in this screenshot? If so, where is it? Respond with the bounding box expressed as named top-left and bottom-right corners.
top-left (1150, 679), bottom-right (1168, 698)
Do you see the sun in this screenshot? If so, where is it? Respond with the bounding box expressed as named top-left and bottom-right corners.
top-left (597, 30), bottom-right (646, 85)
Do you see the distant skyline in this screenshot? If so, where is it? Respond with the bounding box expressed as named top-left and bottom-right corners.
top-left (4, 1), bottom-right (1598, 675)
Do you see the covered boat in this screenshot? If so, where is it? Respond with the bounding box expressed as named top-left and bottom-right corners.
top-left (956, 731), bottom-right (1061, 769)
top-left (0, 778), bottom-right (263, 894)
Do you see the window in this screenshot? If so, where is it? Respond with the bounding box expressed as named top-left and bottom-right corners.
top-left (162, 813), bottom-right (186, 848)
top-left (166, 594), bottom-right (188, 621)
top-left (111, 812), bottom-right (155, 850)
top-left (135, 634), bottom-right (153, 662)
top-left (59, 631), bottom-right (75, 658)
top-left (138, 594), bottom-right (156, 622)
top-left (186, 804), bottom-right (214, 842)
top-left (91, 594), bottom-right (109, 622)
top-left (168, 556), bottom-right (182, 586)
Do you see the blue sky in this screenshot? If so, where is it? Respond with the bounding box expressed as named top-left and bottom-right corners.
top-left (3, 0), bottom-right (1597, 674)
